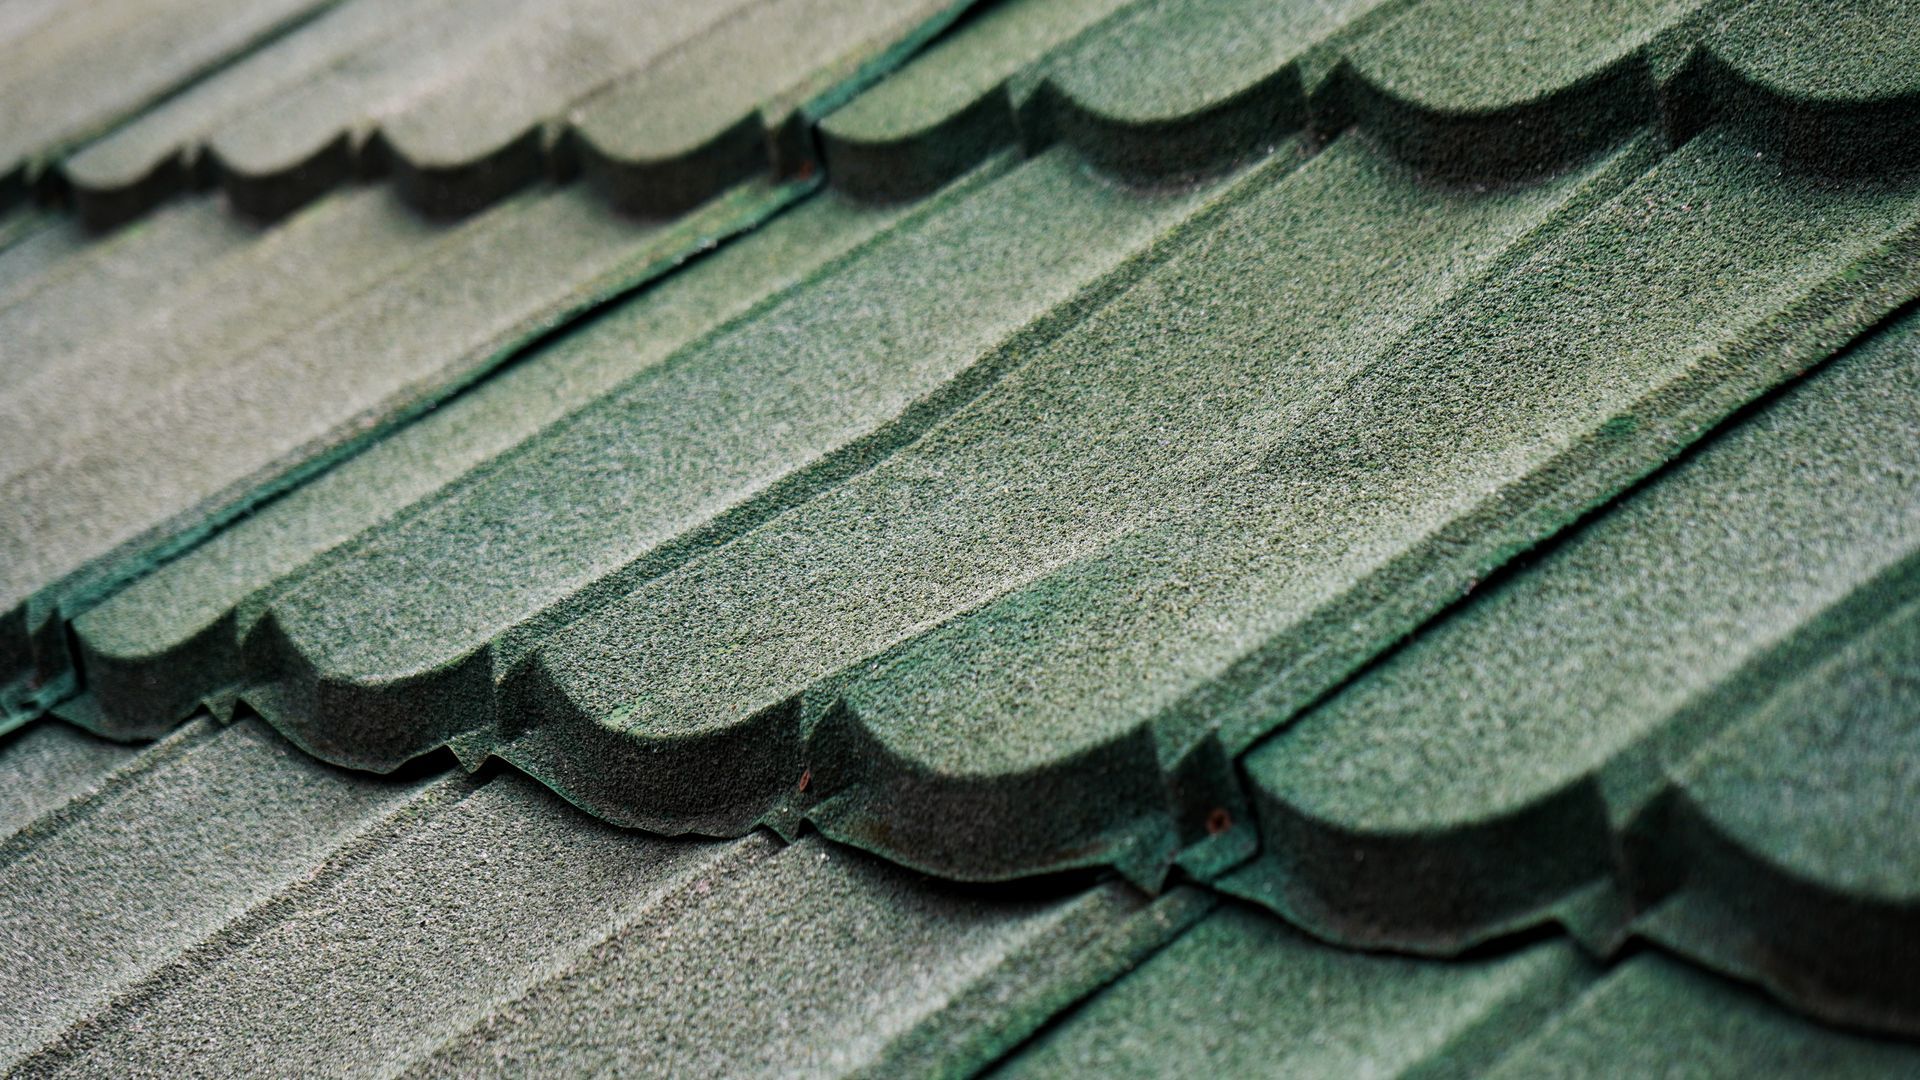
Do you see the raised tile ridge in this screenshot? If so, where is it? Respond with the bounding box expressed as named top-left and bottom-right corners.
top-left (1225, 304), bottom-right (1920, 1034)
top-left (0, 0), bottom-right (1012, 728)
top-left (55, 0), bottom-right (976, 228)
top-left (0, 716), bottom-right (1201, 1077)
top-left (0, 0), bottom-right (340, 212)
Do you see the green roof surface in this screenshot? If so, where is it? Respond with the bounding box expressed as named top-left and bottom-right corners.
top-left (3, 0), bottom-right (1920, 1073)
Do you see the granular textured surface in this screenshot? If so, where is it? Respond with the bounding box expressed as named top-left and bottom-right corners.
top-left (5, 0), bottom-right (1920, 1072)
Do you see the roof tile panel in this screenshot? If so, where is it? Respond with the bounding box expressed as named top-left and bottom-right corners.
top-left (690, 110), bottom-right (1919, 884)
top-left (24, 771), bottom-right (752, 1076)
top-left (242, 145), bottom-right (1225, 786)
top-left (61, 190), bottom-right (911, 740)
top-left (0, 196), bottom-right (257, 396)
top-left (0, 719), bottom-right (454, 1061)
top-left (794, 131), bottom-right (1652, 883)
top-left (60, 0), bottom-right (477, 224)
top-left (0, 722), bottom-right (137, 840)
top-left (0, 0), bottom-right (979, 724)
top-left (1225, 307), bottom-right (1920, 959)
top-left (408, 840), bottom-right (1200, 1078)
top-left (1483, 955), bottom-right (1920, 1077)
top-left (0, 0), bottom-right (335, 197)
top-left (569, 0), bottom-right (973, 216)
top-left (997, 906), bottom-right (1594, 1078)
top-left (1034, 0), bottom-right (1399, 179)
top-left (1644, 593), bottom-right (1920, 1033)
top-left (6, 5), bottom-right (1920, 1052)
top-left (818, 0), bottom-right (1137, 201)
top-left (1, 718), bottom-right (1197, 1078)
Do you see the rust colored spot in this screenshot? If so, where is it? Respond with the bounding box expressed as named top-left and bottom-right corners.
top-left (1205, 808), bottom-right (1233, 836)
top-left (796, 768), bottom-right (812, 794)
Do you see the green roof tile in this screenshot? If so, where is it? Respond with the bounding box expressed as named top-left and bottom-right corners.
top-left (1643, 593), bottom-right (1920, 1034)
top-left (61, 0), bottom-right (491, 223)
top-left (796, 132), bottom-right (1649, 884)
top-left (1706, 0), bottom-right (1920, 172)
top-left (0, 196), bottom-right (255, 397)
top-left (409, 842), bottom-right (1200, 1078)
top-left (0, 719), bottom-right (450, 1061)
top-left (6, 2), bottom-right (1920, 1058)
top-left (1483, 954), bottom-right (1920, 1077)
top-left (234, 143), bottom-right (1228, 791)
top-left (0, 182), bottom-right (821, 715)
top-left (1226, 308), bottom-right (1920, 984)
top-left (1, 717), bottom-right (1199, 1078)
top-left (798, 117), bottom-right (1918, 884)
top-left (997, 906), bottom-right (1594, 1078)
top-left (0, 722), bottom-right (136, 840)
top-left (61, 0), bottom-right (939, 222)
top-left (1340, 0), bottom-right (1722, 178)
top-left (23, 770), bottom-right (747, 1075)
top-left (61, 189), bottom-right (910, 741)
top-left (1035, 0), bottom-right (1397, 179)
top-left (569, 0), bottom-right (974, 216)
top-left (818, 0), bottom-right (1135, 200)
top-left (0, 0), bottom-right (334, 200)
top-left (0, 0), bottom-right (977, 726)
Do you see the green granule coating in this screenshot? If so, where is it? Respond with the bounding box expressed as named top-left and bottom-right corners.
top-left (1640, 594), bottom-right (1920, 1035)
top-left (0, 719), bottom-right (1200, 1077)
top-left (0, 0), bottom-right (973, 708)
top-left (405, 838), bottom-right (1199, 1079)
top-left (819, 0), bottom-right (1131, 200)
top-left (1349, 0), bottom-right (1700, 113)
top-left (571, 0), bottom-right (971, 215)
top-left (67, 189), bottom-right (905, 738)
top-left (375, 0), bottom-right (749, 216)
top-left (0, 179), bottom-right (813, 702)
top-left (1042, 0), bottom-right (1379, 124)
top-left (24, 770), bottom-right (743, 1076)
top-left (823, 0), bottom-right (1129, 144)
top-left (61, 0), bottom-right (486, 206)
top-left (1226, 309), bottom-right (1920, 971)
top-left (0, 720), bottom-right (137, 838)
top-left (1483, 956), bottom-right (1920, 1077)
top-left (0, 0), bottom-right (332, 198)
top-left (0, 719), bottom-right (439, 1062)
top-left (1705, 0), bottom-right (1920, 172)
top-left (997, 906), bottom-right (1592, 1078)
top-left (62, 0), bottom-right (543, 223)
top-left (0, 196), bottom-right (253, 397)
top-left (1712, 0), bottom-right (1920, 104)
top-left (794, 134), bottom-right (1646, 883)
top-left (241, 146), bottom-right (1216, 779)
top-left (1, 187), bottom-right (459, 615)
top-left (1682, 600), bottom-right (1920, 900)
top-left (810, 122), bottom-right (1920, 884)
top-left (1034, 0), bottom-right (1396, 179)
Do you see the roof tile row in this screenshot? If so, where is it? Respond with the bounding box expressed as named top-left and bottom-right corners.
top-left (5, 718), bottom-right (1916, 1075)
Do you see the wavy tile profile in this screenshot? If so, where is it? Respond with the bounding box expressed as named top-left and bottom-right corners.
top-left (1227, 308), bottom-right (1920, 1031)
top-left (8, 715), bottom-right (1916, 1076)
top-left (7, 0), bottom-right (1920, 1051)
top-left (0, 0), bottom-right (335, 208)
top-left (0, 718), bottom-right (1200, 1076)
top-left (463, 7), bottom-right (1920, 886)
top-left (23, 0), bottom-right (1920, 879)
top-left (56, 0), bottom-right (971, 225)
top-left (0, 0), bottom-right (979, 725)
